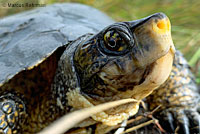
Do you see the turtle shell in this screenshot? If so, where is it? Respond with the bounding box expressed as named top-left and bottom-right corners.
top-left (0, 3), bottom-right (114, 85)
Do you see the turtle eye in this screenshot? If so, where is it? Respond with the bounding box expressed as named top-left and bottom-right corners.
top-left (103, 30), bottom-right (127, 52)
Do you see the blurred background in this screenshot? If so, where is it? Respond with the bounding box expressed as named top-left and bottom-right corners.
top-left (0, 0), bottom-right (200, 84)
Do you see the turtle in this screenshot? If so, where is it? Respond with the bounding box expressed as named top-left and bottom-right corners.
top-left (0, 3), bottom-right (199, 134)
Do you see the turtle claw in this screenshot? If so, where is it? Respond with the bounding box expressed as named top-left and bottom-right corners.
top-left (166, 112), bottom-right (175, 131)
top-left (176, 110), bottom-right (189, 134)
top-left (161, 112), bottom-right (175, 132)
top-left (158, 107), bottom-right (200, 134)
top-left (186, 110), bottom-right (200, 133)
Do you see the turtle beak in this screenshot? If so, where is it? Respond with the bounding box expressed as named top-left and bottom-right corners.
top-left (129, 13), bottom-right (169, 29)
top-left (126, 13), bottom-right (175, 67)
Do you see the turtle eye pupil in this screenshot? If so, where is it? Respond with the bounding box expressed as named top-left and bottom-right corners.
top-left (108, 39), bottom-right (116, 48)
top-left (104, 30), bottom-right (125, 52)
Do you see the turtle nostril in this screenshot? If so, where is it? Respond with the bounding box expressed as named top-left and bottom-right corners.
top-left (153, 18), bottom-right (171, 34)
top-left (157, 20), bottom-right (166, 30)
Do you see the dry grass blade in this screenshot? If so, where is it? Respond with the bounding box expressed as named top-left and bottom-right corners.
top-left (38, 98), bottom-right (139, 134)
top-left (113, 105), bottom-right (163, 134)
top-left (121, 119), bottom-right (155, 134)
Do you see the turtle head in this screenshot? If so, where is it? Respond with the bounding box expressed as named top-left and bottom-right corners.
top-left (69, 13), bottom-right (175, 125)
top-left (74, 12), bottom-right (175, 100)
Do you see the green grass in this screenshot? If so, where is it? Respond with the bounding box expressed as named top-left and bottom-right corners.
top-left (0, 0), bottom-right (200, 84)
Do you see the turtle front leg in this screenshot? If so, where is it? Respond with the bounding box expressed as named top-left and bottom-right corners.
top-left (0, 94), bottom-right (26, 134)
top-left (146, 51), bottom-right (200, 134)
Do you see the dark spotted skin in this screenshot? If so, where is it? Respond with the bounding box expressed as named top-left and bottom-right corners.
top-left (0, 94), bottom-right (25, 134)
